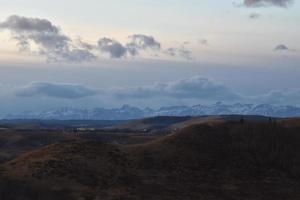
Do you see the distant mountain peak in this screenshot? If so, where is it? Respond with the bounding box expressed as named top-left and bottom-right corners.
top-left (4, 103), bottom-right (300, 120)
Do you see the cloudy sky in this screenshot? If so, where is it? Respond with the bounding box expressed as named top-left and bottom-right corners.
top-left (0, 0), bottom-right (299, 116)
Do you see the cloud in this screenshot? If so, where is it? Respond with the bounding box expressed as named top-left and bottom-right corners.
top-left (96, 34), bottom-right (193, 60)
top-left (15, 82), bottom-right (98, 99)
top-left (97, 35), bottom-right (190, 60)
top-left (98, 37), bottom-right (127, 58)
top-left (126, 34), bottom-right (161, 56)
top-left (0, 15), bottom-right (192, 61)
top-left (257, 89), bottom-right (300, 105)
top-left (273, 44), bottom-right (296, 52)
top-left (242, 0), bottom-right (293, 7)
top-left (199, 39), bottom-right (209, 46)
top-left (97, 35), bottom-right (161, 58)
top-left (249, 13), bottom-right (261, 19)
top-left (166, 46), bottom-right (193, 60)
top-left (0, 15), bottom-right (192, 62)
top-left (274, 44), bottom-right (289, 51)
top-left (111, 76), bottom-right (242, 101)
top-left (0, 15), bottom-right (96, 62)
top-left (77, 38), bottom-right (96, 50)
top-left (8, 77), bottom-right (300, 107)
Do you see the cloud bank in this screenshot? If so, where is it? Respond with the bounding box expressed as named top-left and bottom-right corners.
top-left (111, 76), bottom-right (242, 101)
top-left (15, 82), bottom-right (98, 99)
top-left (7, 76), bottom-right (300, 107)
top-left (12, 76), bottom-right (242, 102)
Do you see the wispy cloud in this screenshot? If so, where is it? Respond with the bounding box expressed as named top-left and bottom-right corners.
top-left (165, 43), bottom-right (193, 60)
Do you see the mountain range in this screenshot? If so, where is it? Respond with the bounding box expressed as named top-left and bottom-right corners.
top-left (4, 102), bottom-right (300, 120)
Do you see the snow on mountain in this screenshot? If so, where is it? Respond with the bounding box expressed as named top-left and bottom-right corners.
top-left (4, 103), bottom-right (300, 120)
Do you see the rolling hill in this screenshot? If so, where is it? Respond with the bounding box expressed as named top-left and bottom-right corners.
top-left (1, 120), bottom-right (300, 199)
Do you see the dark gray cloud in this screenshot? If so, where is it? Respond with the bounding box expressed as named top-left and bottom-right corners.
top-left (0, 15), bottom-right (60, 33)
top-left (97, 35), bottom-right (161, 58)
top-left (98, 38), bottom-right (127, 58)
top-left (15, 82), bottom-right (98, 99)
top-left (126, 34), bottom-right (161, 56)
top-left (0, 15), bottom-right (96, 62)
top-left (274, 44), bottom-right (289, 51)
top-left (111, 76), bottom-right (241, 101)
top-left (243, 0), bottom-right (293, 7)
top-left (97, 35), bottom-right (182, 59)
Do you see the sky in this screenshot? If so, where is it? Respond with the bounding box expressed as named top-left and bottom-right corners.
top-left (0, 0), bottom-right (299, 116)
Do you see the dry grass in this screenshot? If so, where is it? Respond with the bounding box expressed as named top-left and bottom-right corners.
top-left (1, 121), bottom-right (300, 199)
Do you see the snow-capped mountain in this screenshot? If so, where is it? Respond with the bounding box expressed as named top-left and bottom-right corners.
top-left (4, 103), bottom-right (300, 120)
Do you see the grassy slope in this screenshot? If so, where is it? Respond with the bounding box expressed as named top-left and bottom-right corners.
top-left (1, 121), bottom-right (300, 199)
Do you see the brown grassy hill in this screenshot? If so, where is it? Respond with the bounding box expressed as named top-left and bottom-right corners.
top-left (279, 118), bottom-right (300, 127)
top-left (1, 140), bottom-right (135, 200)
top-left (169, 116), bottom-right (225, 130)
top-left (113, 116), bottom-right (192, 132)
top-left (0, 129), bottom-right (76, 164)
top-left (131, 122), bottom-right (300, 175)
top-left (1, 121), bottom-right (300, 199)
top-left (125, 122), bottom-right (300, 199)
top-left (113, 115), bottom-right (273, 133)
